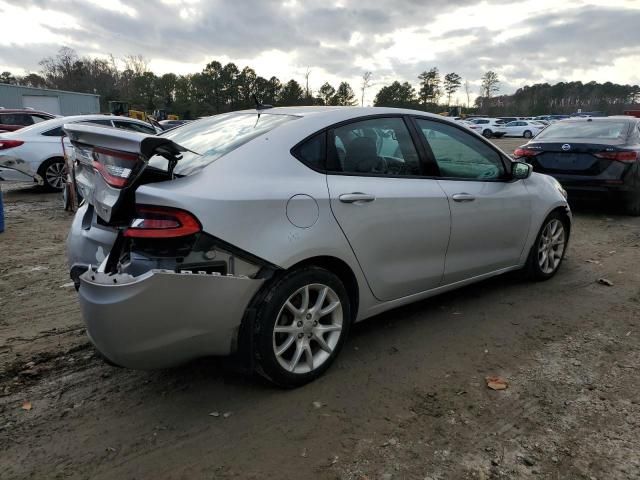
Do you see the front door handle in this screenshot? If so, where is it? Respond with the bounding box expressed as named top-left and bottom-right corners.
top-left (339, 193), bottom-right (376, 204)
top-left (452, 193), bottom-right (476, 202)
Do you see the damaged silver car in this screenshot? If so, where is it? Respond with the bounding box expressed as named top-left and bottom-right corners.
top-left (66, 107), bottom-right (571, 387)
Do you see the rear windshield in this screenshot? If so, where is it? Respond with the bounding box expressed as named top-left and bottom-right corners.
top-left (149, 112), bottom-right (298, 175)
top-left (535, 121), bottom-right (631, 141)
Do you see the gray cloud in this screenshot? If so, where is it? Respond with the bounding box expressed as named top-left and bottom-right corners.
top-left (1, 0), bottom-right (639, 95)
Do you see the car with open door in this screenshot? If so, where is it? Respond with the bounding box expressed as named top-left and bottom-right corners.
top-left (65, 107), bottom-right (571, 387)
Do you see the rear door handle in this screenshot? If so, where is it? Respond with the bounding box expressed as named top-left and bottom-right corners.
top-left (339, 193), bottom-right (376, 203)
top-left (452, 193), bottom-right (476, 202)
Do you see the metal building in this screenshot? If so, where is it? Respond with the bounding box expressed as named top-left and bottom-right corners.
top-left (0, 84), bottom-right (100, 115)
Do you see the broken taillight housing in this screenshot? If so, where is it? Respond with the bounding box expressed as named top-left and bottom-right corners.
top-left (92, 147), bottom-right (140, 188)
top-left (123, 205), bottom-right (201, 238)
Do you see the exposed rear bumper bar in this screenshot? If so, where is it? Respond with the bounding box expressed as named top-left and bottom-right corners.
top-left (79, 268), bottom-right (264, 369)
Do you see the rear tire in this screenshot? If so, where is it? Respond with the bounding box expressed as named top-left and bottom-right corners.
top-left (624, 189), bottom-right (640, 216)
top-left (253, 266), bottom-right (351, 388)
top-left (38, 158), bottom-right (66, 192)
top-left (523, 130), bottom-right (532, 138)
top-left (482, 129), bottom-right (493, 138)
top-left (524, 212), bottom-right (569, 281)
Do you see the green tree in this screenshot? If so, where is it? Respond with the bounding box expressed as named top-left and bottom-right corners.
top-left (418, 68), bottom-right (440, 105)
top-left (334, 82), bottom-right (357, 106)
top-left (279, 79), bottom-right (305, 105)
top-left (318, 82), bottom-right (336, 105)
top-left (373, 81), bottom-right (417, 108)
top-left (443, 72), bottom-right (462, 106)
top-left (481, 71), bottom-right (500, 99)
top-left (0, 71), bottom-right (17, 84)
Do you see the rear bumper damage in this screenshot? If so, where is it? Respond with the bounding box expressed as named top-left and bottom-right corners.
top-left (78, 268), bottom-right (264, 369)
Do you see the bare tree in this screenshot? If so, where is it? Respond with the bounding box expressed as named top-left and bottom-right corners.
top-left (360, 71), bottom-right (372, 106)
top-left (304, 67), bottom-right (311, 98)
top-left (124, 54), bottom-right (149, 75)
top-left (464, 80), bottom-right (471, 109)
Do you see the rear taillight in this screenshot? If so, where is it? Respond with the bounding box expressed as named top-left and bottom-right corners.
top-left (513, 148), bottom-right (541, 158)
top-left (92, 147), bottom-right (140, 188)
top-left (594, 151), bottom-right (638, 163)
top-left (123, 206), bottom-right (201, 239)
top-left (0, 140), bottom-right (24, 150)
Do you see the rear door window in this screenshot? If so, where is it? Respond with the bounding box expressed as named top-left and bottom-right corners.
top-left (0, 114), bottom-right (33, 126)
top-left (327, 117), bottom-right (421, 176)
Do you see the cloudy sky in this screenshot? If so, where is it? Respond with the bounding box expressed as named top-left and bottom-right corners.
top-left (1, 0), bottom-right (640, 104)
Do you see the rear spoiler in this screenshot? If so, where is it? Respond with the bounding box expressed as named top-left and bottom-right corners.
top-left (63, 123), bottom-right (191, 160)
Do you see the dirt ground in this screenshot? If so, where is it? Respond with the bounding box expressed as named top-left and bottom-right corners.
top-left (1, 140), bottom-right (639, 479)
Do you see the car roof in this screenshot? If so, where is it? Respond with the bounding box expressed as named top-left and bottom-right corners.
top-left (560, 117), bottom-right (636, 123)
top-left (0, 108), bottom-right (55, 115)
top-left (0, 114), bottom-right (150, 137)
top-left (231, 106), bottom-right (452, 121)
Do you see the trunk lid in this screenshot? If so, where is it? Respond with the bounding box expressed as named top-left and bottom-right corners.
top-left (525, 141), bottom-right (629, 176)
top-left (64, 124), bottom-right (189, 223)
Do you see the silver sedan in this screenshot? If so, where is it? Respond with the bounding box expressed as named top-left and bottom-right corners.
top-left (65, 107), bottom-right (571, 387)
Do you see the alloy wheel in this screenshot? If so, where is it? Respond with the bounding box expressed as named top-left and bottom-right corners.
top-left (45, 161), bottom-right (66, 190)
top-left (538, 219), bottom-right (565, 274)
top-left (272, 283), bottom-right (343, 374)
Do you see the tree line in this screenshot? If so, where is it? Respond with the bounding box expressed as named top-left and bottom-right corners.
top-left (0, 48), bottom-right (360, 118)
top-left (1, 47), bottom-right (638, 117)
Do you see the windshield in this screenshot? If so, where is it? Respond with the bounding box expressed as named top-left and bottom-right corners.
top-left (534, 120), bottom-right (630, 141)
top-left (149, 112), bottom-right (298, 175)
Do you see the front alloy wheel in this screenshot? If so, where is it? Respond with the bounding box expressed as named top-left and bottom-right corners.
top-left (537, 218), bottom-right (566, 274)
top-left (253, 267), bottom-right (350, 387)
top-left (525, 212), bottom-right (569, 280)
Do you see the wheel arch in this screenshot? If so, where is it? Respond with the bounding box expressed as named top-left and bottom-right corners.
top-left (235, 255), bottom-right (360, 367)
top-left (36, 155), bottom-right (65, 175)
top-left (286, 255), bottom-right (360, 321)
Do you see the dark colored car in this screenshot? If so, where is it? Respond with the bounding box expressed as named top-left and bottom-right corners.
top-left (514, 117), bottom-right (640, 215)
top-left (0, 109), bottom-right (56, 133)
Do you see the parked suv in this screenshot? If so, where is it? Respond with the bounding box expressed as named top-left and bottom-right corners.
top-left (0, 109), bottom-right (56, 133)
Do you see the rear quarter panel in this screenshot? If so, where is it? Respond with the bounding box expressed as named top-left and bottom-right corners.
top-left (134, 120), bottom-right (377, 320)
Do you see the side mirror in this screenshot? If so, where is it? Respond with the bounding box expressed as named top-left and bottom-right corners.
top-left (512, 161), bottom-right (532, 180)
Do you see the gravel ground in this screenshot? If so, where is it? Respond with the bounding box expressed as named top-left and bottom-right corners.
top-left (1, 162), bottom-right (639, 479)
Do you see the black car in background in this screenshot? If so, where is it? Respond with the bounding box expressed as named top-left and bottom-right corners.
top-left (514, 117), bottom-right (640, 215)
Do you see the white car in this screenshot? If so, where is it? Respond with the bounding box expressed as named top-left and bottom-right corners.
top-left (495, 120), bottom-right (546, 139)
top-left (468, 118), bottom-right (506, 138)
top-left (0, 115), bottom-right (159, 191)
top-left (457, 119), bottom-right (484, 134)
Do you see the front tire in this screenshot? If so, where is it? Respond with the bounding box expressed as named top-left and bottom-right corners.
top-left (253, 266), bottom-right (351, 388)
top-left (523, 130), bottom-right (532, 138)
top-left (525, 212), bottom-right (569, 280)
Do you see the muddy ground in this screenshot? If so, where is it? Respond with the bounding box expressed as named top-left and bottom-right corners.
top-left (1, 138), bottom-right (639, 479)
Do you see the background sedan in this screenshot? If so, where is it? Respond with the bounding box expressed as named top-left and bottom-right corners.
top-left (514, 116), bottom-right (640, 214)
